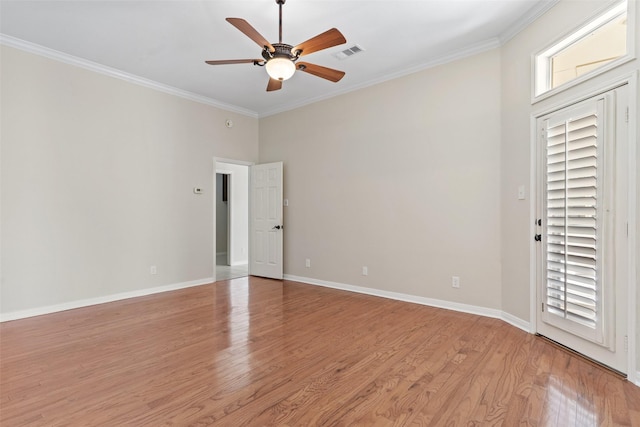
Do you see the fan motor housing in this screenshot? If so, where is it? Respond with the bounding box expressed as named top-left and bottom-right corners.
top-left (263, 43), bottom-right (298, 62)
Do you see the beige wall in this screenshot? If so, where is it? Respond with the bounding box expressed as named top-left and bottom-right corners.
top-left (501, 0), bottom-right (639, 369)
top-left (259, 49), bottom-right (503, 309)
top-left (0, 45), bottom-right (259, 315)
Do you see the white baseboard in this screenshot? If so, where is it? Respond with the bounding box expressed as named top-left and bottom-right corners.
top-left (283, 276), bottom-right (640, 387)
top-left (500, 311), bottom-right (533, 333)
top-left (284, 274), bottom-right (530, 332)
top-left (0, 277), bottom-right (214, 322)
top-left (4, 273), bottom-right (632, 386)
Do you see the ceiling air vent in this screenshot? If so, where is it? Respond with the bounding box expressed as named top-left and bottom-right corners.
top-left (333, 44), bottom-right (365, 60)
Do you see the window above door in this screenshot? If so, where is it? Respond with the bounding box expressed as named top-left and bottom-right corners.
top-left (533, 0), bottom-right (635, 102)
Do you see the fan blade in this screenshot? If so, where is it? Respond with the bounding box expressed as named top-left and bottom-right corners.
top-left (267, 78), bottom-right (283, 92)
top-left (226, 18), bottom-right (275, 52)
top-left (292, 28), bottom-right (346, 57)
top-left (297, 62), bottom-right (345, 82)
top-left (205, 59), bottom-right (263, 65)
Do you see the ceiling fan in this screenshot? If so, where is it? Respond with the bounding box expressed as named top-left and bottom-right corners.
top-left (205, 0), bottom-right (347, 92)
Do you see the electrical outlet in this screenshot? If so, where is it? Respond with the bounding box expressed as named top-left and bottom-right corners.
top-left (305, 258), bottom-right (311, 268)
top-left (150, 265), bottom-right (157, 275)
top-left (452, 276), bottom-right (460, 288)
top-left (362, 266), bottom-right (368, 276)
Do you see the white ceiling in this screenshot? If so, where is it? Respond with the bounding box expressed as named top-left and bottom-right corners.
top-left (0, 0), bottom-right (554, 117)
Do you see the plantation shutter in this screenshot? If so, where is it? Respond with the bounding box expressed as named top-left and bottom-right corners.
top-left (542, 98), bottom-right (607, 344)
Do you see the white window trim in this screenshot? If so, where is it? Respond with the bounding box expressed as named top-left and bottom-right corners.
top-left (531, 0), bottom-right (636, 104)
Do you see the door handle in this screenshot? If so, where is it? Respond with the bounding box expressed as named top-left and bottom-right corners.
top-left (272, 225), bottom-right (283, 230)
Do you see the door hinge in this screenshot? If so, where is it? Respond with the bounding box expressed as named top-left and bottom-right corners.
top-left (541, 302), bottom-right (544, 312)
top-left (625, 107), bottom-right (629, 123)
top-left (624, 335), bottom-right (628, 352)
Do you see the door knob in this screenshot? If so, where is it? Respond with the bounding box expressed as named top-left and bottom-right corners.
top-left (272, 225), bottom-right (282, 230)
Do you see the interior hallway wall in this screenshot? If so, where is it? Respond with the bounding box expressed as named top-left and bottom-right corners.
top-left (215, 174), bottom-right (229, 259)
top-left (215, 162), bottom-right (249, 266)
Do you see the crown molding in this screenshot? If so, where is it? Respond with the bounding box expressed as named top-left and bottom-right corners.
top-left (0, 34), bottom-right (259, 118)
top-left (2, 0), bottom-right (560, 120)
top-left (499, 0), bottom-right (560, 44)
top-left (260, 37), bottom-right (501, 117)
top-left (262, 0), bottom-right (563, 118)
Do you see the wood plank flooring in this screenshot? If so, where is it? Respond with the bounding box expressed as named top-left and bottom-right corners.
top-left (1, 277), bottom-right (639, 426)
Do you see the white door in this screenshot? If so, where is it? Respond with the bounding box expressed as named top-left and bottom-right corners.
top-left (535, 86), bottom-right (629, 374)
top-left (249, 162), bottom-right (283, 279)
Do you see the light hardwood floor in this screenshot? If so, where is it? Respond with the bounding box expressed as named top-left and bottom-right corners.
top-left (1, 277), bottom-right (639, 426)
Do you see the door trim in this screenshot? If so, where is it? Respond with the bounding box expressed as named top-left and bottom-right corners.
top-left (528, 71), bottom-right (637, 384)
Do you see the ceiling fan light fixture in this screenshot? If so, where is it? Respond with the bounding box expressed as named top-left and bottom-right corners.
top-left (265, 56), bottom-right (296, 81)
top-left (205, 0), bottom-right (346, 91)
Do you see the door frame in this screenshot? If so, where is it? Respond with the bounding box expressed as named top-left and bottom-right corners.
top-left (529, 71), bottom-right (637, 383)
top-left (213, 157), bottom-right (254, 283)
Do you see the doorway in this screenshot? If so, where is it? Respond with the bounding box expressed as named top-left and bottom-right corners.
top-left (534, 84), bottom-right (631, 374)
top-left (215, 162), bottom-right (250, 281)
